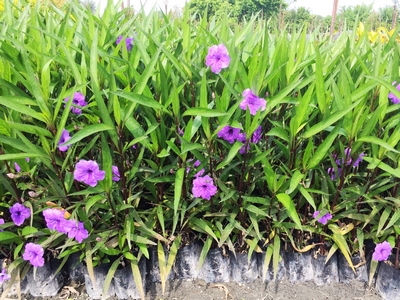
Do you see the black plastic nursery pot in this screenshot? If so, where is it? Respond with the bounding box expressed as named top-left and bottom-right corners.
top-left (1, 244), bottom-right (400, 299)
top-left (375, 261), bottom-right (400, 300)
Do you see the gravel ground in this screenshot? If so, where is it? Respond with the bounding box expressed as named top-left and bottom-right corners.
top-left (9, 279), bottom-right (382, 300)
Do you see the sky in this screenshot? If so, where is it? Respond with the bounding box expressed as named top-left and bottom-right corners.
top-left (97, 0), bottom-right (396, 15)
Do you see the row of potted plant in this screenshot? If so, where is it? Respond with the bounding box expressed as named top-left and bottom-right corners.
top-left (0, 0), bottom-right (399, 299)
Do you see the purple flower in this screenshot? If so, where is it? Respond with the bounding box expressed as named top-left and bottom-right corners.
top-left (58, 129), bottom-right (71, 152)
top-left (205, 44), bottom-right (230, 74)
top-left (112, 165), bottom-right (120, 182)
top-left (23, 243), bottom-right (44, 267)
top-left (195, 169), bottom-right (205, 177)
top-left (251, 126), bottom-right (263, 143)
top-left (0, 218), bottom-right (4, 232)
top-left (344, 147), bottom-right (352, 165)
top-left (238, 133), bottom-right (250, 154)
top-left (331, 148), bottom-right (364, 173)
top-left (73, 160), bottom-right (105, 187)
top-left (64, 92), bottom-right (87, 115)
top-left (0, 269), bottom-right (11, 284)
top-left (373, 241), bottom-right (392, 261)
top-left (313, 211), bottom-right (332, 225)
top-left (240, 89), bottom-right (266, 115)
top-left (353, 152), bottom-right (364, 168)
top-left (192, 175), bottom-right (217, 200)
top-left (186, 160), bottom-right (205, 177)
top-left (64, 220), bottom-right (89, 243)
top-left (327, 167), bottom-right (342, 180)
top-left (217, 125), bottom-right (242, 144)
top-left (42, 209), bottom-right (68, 233)
top-left (116, 36), bottom-right (134, 51)
top-left (10, 203), bottom-right (31, 226)
top-left (388, 82), bottom-right (400, 104)
top-left (14, 162), bottom-right (21, 172)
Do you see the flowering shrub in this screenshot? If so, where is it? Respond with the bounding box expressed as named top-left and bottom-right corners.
top-left (0, 1), bottom-right (400, 298)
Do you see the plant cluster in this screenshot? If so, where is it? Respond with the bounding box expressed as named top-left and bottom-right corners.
top-left (0, 0), bottom-right (400, 298)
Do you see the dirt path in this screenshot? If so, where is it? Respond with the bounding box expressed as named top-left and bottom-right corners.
top-left (11, 280), bottom-right (382, 300)
top-left (15, 279), bottom-right (382, 300)
top-left (145, 280), bottom-right (382, 300)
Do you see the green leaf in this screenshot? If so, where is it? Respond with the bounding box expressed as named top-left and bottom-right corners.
top-left (197, 236), bottom-right (212, 271)
top-left (329, 224), bottom-right (355, 273)
top-left (303, 99), bottom-right (361, 139)
top-left (0, 96), bottom-right (46, 123)
top-left (130, 257), bottom-right (145, 300)
top-left (113, 91), bottom-right (165, 111)
top-left (182, 108), bottom-right (228, 117)
top-left (286, 170), bottom-right (304, 194)
top-left (298, 186), bottom-right (316, 211)
top-left (266, 127), bottom-right (289, 142)
top-left (173, 168), bottom-right (185, 231)
top-left (244, 204), bottom-right (268, 217)
top-left (102, 256), bottom-right (120, 300)
top-left (0, 232), bottom-right (22, 244)
top-left (356, 136), bottom-right (400, 154)
top-left (216, 141), bottom-right (243, 170)
top-left (191, 218), bottom-right (219, 242)
top-left (368, 259), bottom-right (379, 287)
top-left (276, 193), bottom-right (302, 230)
top-left (21, 226), bottom-right (38, 236)
top-left (64, 124), bottom-right (114, 146)
top-left (263, 244), bottom-right (273, 281)
top-left (377, 206), bottom-right (392, 236)
top-left (307, 124), bottom-right (341, 170)
top-left (363, 157), bottom-right (400, 178)
top-left (272, 234), bottom-right (281, 281)
top-left (0, 153), bottom-right (44, 161)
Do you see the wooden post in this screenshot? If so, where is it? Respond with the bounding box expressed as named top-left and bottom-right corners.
top-left (330, 0), bottom-right (339, 37)
top-left (392, 1), bottom-right (398, 30)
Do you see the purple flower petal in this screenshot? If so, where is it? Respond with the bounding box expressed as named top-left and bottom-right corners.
top-left (42, 208), bottom-right (68, 233)
top-left (217, 125), bottom-right (242, 144)
top-left (116, 35), bottom-right (134, 51)
top-left (373, 241), bottom-right (392, 261)
top-left (65, 220), bottom-right (89, 243)
top-left (192, 175), bottom-right (217, 200)
top-left (74, 160), bottom-right (105, 187)
top-left (388, 82), bottom-right (400, 104)
top-left (64, 92), bottom-right (87, 115)
top-left (240, 89), bottom-right (266, 115)
top-left (353, 152), bottom-right (364, 168)
top-left (313, 211), bottom-right (332, 225)
top-left (23, 243), bottom-right (44, 267)
top-left (251, 126), bottom-right (263, 143)
top-left (112, 165), bottom-right (120, 182)
top-left (58, 129), bottom-right (71, 152)
top-left (205, 44), bottom-right (230, 74)
top-left (10, 203), bottom-right (31, 226)
top-left (0, 268), bottom-right (11, 284)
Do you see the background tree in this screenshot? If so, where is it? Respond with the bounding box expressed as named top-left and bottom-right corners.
top-left (338, 4), bottom-right (373, 25)
top-left (235, 0), bottom-right (286, 20)
top-left (284, 7), bottom-right (311, 27)
top-left (189, 0), bottom-right (287, 22)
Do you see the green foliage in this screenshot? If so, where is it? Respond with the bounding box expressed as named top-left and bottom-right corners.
top-left (0, 0), bottom-right (400, 296)
top-left (189, 0), bottom-right (286, 22)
